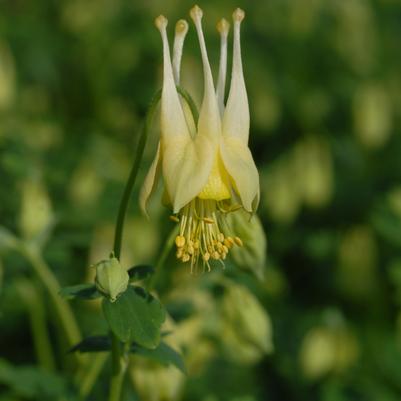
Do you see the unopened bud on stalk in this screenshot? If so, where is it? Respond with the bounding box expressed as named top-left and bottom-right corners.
top-left (94, 256), bottom-right (129, 302)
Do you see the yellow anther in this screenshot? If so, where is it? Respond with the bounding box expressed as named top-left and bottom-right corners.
top-left (217, 18), bottom-right (230, 36)
top-left (233, 8), bottom-right (245, 23)
top-left (234, 236), bottom-right (243, 246)
top-left (172, 199), bottom-right (243, 270)
top-left (224, 238), bottom-right (233, 248)
top-left (212, 251), bottom-right (220, 260)
top-left (155, 15), bottom-right (168, 30)
top-left (175, 235), bottom-right (186, 248)
top-left (227, 236), bottom-right (235, 246)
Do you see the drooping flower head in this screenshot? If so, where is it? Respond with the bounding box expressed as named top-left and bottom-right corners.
top-left (140, 5), bottom-right (259, 272)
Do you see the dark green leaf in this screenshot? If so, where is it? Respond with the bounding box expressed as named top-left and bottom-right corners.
top-left (131, 342), bottom-right (186, 374)
top-left (69, 336), bottom-right (111, 353)
top-left (127, 264), bottom-right (155, 281)
top-left (102, 285), bottom-right (166, 348)
top-left (59, 284), bottom-right (101, 300)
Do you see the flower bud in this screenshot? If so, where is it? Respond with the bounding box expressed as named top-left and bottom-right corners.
top-left (221, 282), bottom-right (273, 363)
top-left (94, 256), bottom-right (129, 302)
top-left (130, 363), bottom-right (184, 401)
top-left (294, 136), bottom-right (333, 208)
top-left (19, 177), bottom-right (53, 243)
top-left (225, 209), bottom-right (267, 281)
top-left (300, 325), bottom-right (359, 380)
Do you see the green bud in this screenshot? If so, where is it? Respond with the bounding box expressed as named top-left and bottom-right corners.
top-left (294, 136), bottom-right (333, 208)
top-left (221, 282), bottom-right (273, 363)
top-left (299, 325), bottom-right (359, 380)
top-left (94, 256), bottom-right (129, 302)
top-left (225, 209), bottom-right (267, 281)
top-left (130, 362), bottom-right (184, 401)
top-left (19, 178), bottom-right (53, 243)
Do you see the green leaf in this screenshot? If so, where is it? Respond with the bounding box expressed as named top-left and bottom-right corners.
top-left (69, 336), bottom-right (111, 353)
top-left (131, 342), bottom-right (186, 374)
top-left (0, 358), bottom-right (75, 400)
top-left (127, 264), bottom-right (155, 281)
top-left (102, 285), bottom-right (166, 348)
top-left (59, 284), bottom-right (101, 300)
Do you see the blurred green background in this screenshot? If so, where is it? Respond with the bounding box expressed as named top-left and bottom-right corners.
top-left (1, 0), bottom-right (401, 400)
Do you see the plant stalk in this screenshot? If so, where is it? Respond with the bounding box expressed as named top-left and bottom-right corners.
top-left (108, 86), bottom-right (198, 401)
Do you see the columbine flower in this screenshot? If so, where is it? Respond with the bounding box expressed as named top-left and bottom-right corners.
top-left (140, 5), bottom-right (259, 272)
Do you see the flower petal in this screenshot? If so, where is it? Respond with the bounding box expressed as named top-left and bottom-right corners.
top-left (155, 15), bottom-right (190, 140)
top-left (216, 18), bottom-right (230, 116)
top-left (172, 19), bottom-right (188, 85)
top-left (220, 137), bottom-right (259, 212)
top-left (190, 5), bottom-right (221, 144)
top-left (139, 142), bottom-right (162, 216)
top-left (222, 9), bottom-right (249, 144)
top-left (162, 138), bottom-right (215, 213)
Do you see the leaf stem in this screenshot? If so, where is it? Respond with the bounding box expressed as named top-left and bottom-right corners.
top-left (17, 242), bottom-right (83, 361)
top-left (79, 352), bottom-right (108, 399)
top-left (16, 278), bottom-right (56, 371)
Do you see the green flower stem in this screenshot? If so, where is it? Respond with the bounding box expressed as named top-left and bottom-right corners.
top-left (79, 352), bottom-right (109, 399)
top-left (109, 335), bottom-right (129, 401)
top-left (108, 86), bottom-right (198, 401)
top-left (113, 89), bottom-right (162, 260)
top-left (17, 242), bottom-right (83, 363)
top-left (109, 89), bottom-right (161, 401)
top-left (146, 226), bottom-right (178, 292)
top-left (16, 278), bottom-right (56, 372)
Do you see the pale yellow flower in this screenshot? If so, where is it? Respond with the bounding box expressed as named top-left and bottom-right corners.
top-left (140, 6), bottom-right (259, 271)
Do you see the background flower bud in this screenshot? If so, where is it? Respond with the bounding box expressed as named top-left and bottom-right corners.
top-left (94, 257), bottom-right (129, 302)
top-left (18, 177), bottom-right (53, 243)
top-left (299, 325), bottom-right (359, 380)
top-left (221, 282), bottom-right (273, 363)
top-left (130, 363), bottom-right (184, 401)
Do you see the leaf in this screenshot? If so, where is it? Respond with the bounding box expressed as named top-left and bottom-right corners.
top-left (131, 342), bottom-right (186, 374)
top-left (127, 264), bottom-right (155, 281)
top-left (0, 358), bottom-right (75, 400)
top-left (59, 284), bottom-right (101, 300)
top-left (102, 285), bottom-right (166, 348)
top-left (69, 336), bottom-right (111, 353)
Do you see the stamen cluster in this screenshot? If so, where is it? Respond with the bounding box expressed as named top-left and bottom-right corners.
top-left (171, 199), bottom-right (243, 272)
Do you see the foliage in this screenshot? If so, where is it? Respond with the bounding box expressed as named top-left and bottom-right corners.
top-left (0, 0), bottom-right (401, 401)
